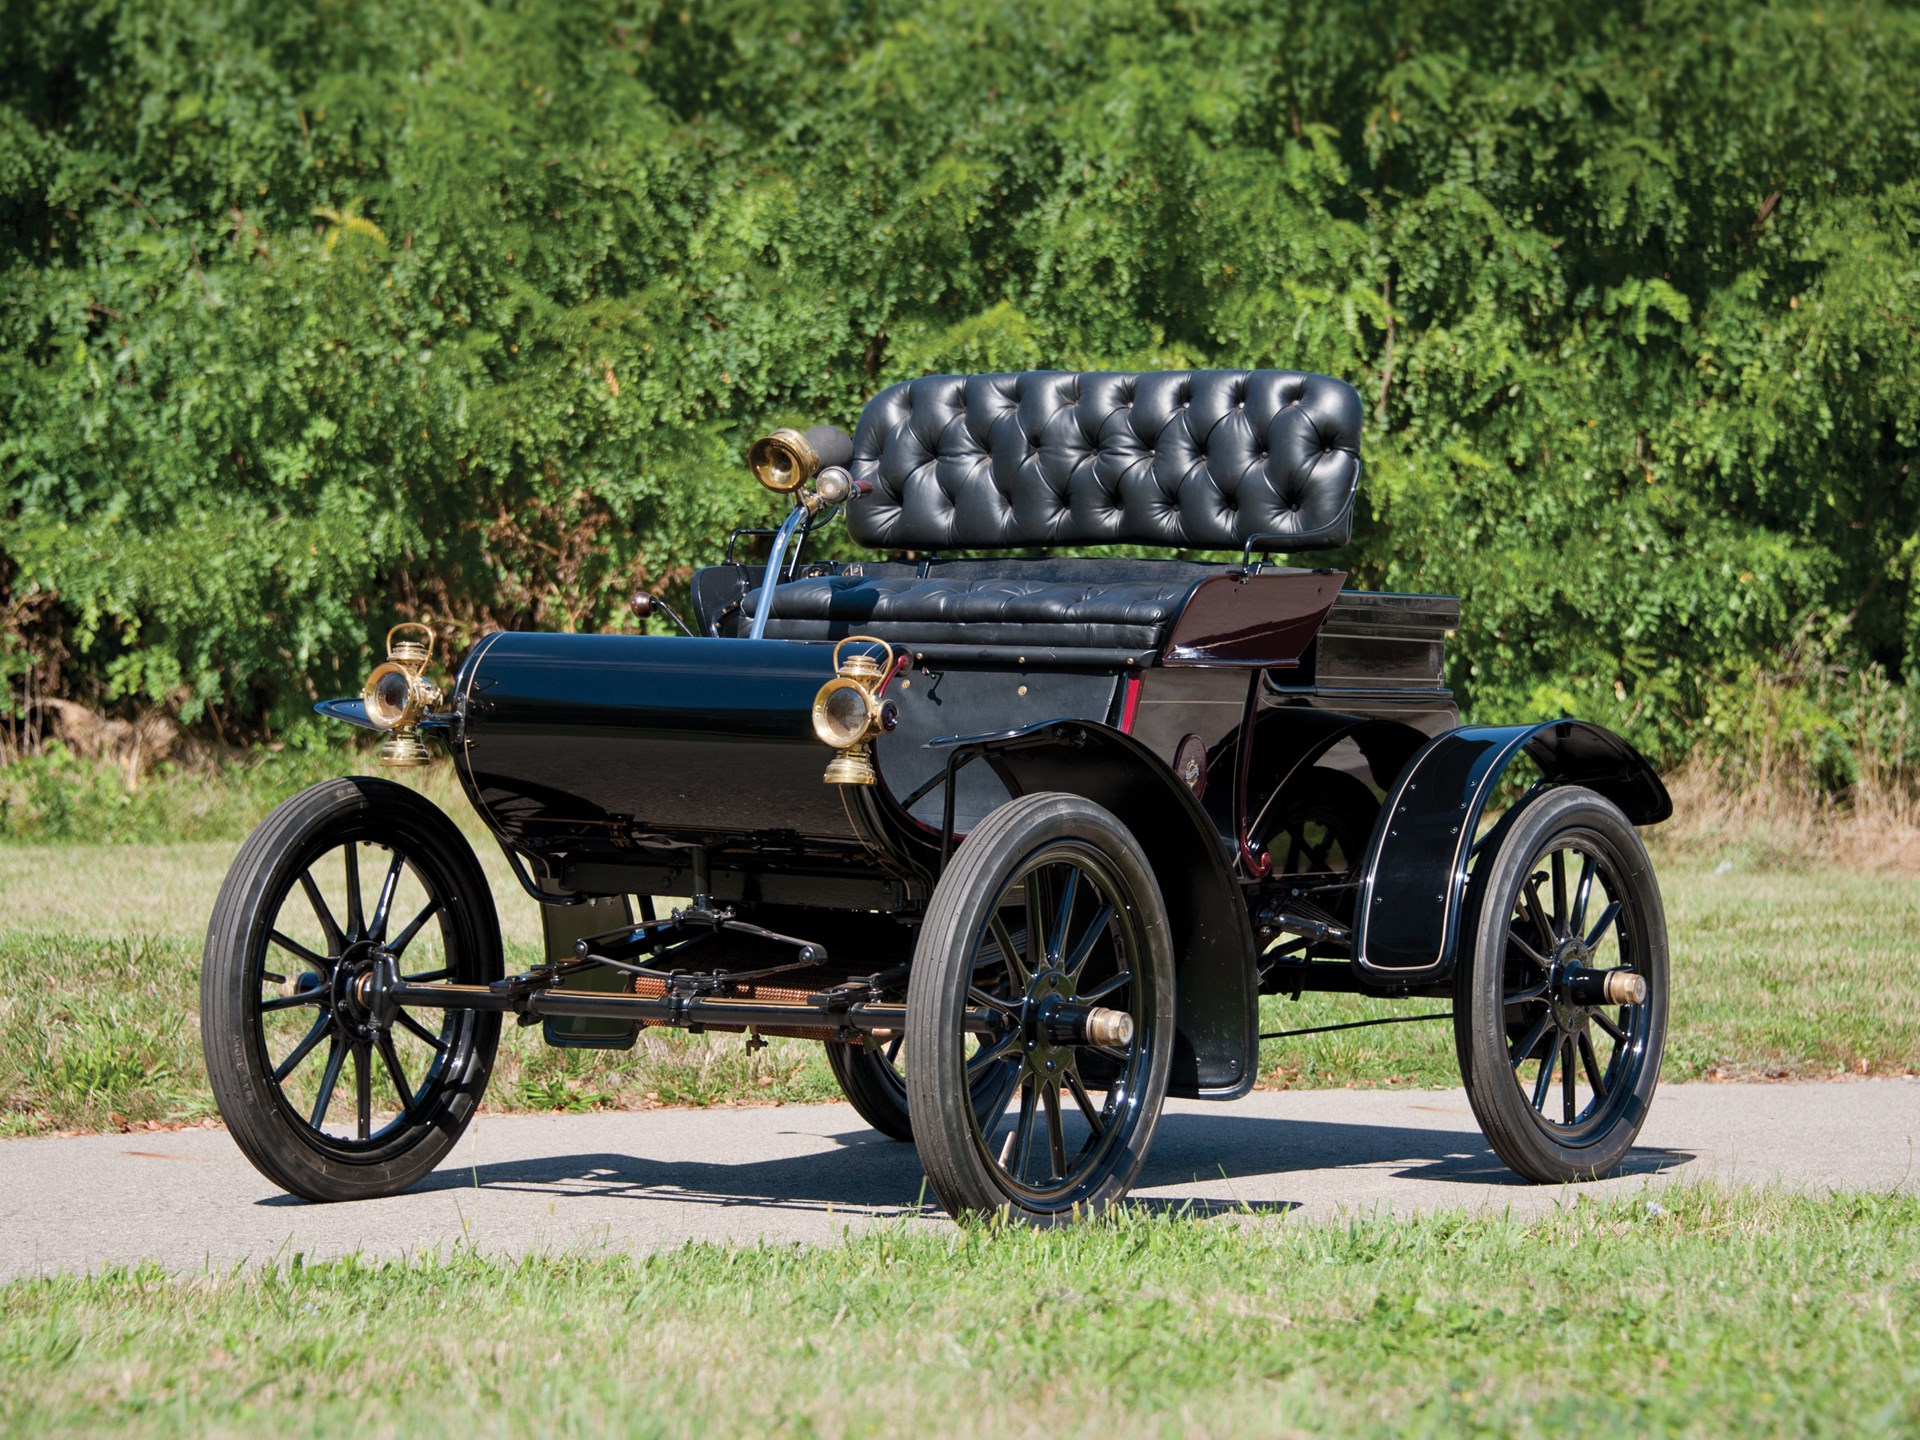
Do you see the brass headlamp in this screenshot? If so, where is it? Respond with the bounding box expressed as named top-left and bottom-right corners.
top-left (748, 428), bottom-right (819, 495)
top-left (812, 637), bottom-right (897, 786)
top-left (747, 424), bottom-right (856, 515)
top-left (361, 622), bottom-right (443, 768)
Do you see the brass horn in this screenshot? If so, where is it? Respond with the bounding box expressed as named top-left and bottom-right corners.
top-left (748, 428), bottom-right (818, 494)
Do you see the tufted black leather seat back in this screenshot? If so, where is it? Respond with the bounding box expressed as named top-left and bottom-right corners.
top-left (847, 369), bottom-right (1362, 553)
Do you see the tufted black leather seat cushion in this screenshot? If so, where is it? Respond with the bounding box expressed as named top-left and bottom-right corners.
top-left (847, 369), bottom-right (1362, 553)
top-left (723, 558), bottom-right (1219, 652)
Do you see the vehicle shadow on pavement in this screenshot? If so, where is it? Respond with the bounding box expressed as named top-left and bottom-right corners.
top-left (254, 1109), bottom-right (1691, 1213)
top-left (1139, 1112), bottom-right (1693, 1198)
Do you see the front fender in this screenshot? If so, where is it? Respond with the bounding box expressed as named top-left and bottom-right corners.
top-left (948, 719), bottom-right (1259, 1100)
top-left (313, 696), bottom-right (455, 745)
top-left (1350, 719), bottom-right (1670, 985)
top-left (313, 696), bottom-right (379, 731)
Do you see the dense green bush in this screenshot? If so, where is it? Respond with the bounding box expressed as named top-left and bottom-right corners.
top-left (3, 0), bottom-right (1917, 773)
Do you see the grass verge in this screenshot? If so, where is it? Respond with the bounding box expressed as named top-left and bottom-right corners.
top-left (3, 830), bottom-right (1919, 1134)
top-left (2, 1184), bottom-right (1916, 1438)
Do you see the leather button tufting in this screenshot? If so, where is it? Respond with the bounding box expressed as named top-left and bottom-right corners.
top-left (848, 369), bottom-right (1360, 553)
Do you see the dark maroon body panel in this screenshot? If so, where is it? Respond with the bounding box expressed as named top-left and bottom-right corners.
top-left (1160, 571), bottom-right (1346, 668)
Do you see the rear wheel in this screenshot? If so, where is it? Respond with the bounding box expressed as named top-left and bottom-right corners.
top-left (906, 793), bottom-right (1174, 1223)
top-left (826, 930), bottom-right (1032, 1144)
top-left (1261, 768), bottom-right (1378, 882)
top-left (1454, 786), bottom-right (1668, 1183)
top-left (201, 777), bottom-right (502, 1201)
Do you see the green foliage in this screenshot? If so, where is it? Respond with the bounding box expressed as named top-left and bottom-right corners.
top-left (0, 734), bottom-right (350, 842)
top-left (2, 0), bottom-right (1917, 764)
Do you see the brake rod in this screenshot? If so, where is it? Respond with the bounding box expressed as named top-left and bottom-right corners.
top-left (377, 978), bottom-right (999, 1040)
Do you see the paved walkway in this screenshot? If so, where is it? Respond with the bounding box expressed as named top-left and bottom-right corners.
top-left (3, 1080), bottom-right (1915, 1279)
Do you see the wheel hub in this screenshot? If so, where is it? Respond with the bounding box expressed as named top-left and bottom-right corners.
top-left (1547, 940), bottom-right (1592, 1029)
top-left (1017, 969), bottom-right (1134, 1071)
top-left (329, 941), bottom-right (389, 1037)
top-left (1021, 969), bottom-right (1073, 1078)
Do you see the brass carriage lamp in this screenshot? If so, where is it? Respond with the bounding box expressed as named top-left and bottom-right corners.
top-left (361, 622), bottom-right (444, 768)
top-left (748, 424), bottom-right (858, 515)
top-left (812, 637), bottom-right (898, 786)
top-left (748, 427), bottom-right (819, 494)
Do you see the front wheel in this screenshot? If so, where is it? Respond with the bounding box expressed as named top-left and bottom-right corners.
top-left (906, 793), bottom-right (1175, 1223)
top-left (1454, 785), bottom-right (1668, 1183)
top-left (201, 777), bottom-right (503, 1201)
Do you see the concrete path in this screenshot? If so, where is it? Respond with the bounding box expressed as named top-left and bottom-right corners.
top-left (3, 1080), bottom-right (1916, 1280)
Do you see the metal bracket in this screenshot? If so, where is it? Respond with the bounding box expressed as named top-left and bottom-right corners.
top-left (570, 902), bottom-right (830, 996)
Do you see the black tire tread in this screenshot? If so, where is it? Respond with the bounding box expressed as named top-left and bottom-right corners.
top-left (1453, 785), bottom-right (1668, 1184)
top-left (905, 791), bottom-right (1174, 1223)
top-left (200, 776), bottom-right (502, 1202)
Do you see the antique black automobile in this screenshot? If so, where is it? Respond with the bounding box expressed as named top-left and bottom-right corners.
top-left (202, 368), bottom-right (1672, 1221)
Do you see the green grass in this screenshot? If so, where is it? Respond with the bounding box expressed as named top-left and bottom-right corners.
top-left (0, 835), bottom-right (846, 1137)
top-left (0, 1184), bottom-right (1914, 1437)
top-left (3, 824), bottom-right (1918, 1134)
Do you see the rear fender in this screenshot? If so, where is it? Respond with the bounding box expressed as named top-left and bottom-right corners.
top-left (955, 720), bottom-right (1258, 1100)
top-left (1240, 710), bottom-right (1432, 844)
top-left (1350, 719), bottom-right (1671, 985)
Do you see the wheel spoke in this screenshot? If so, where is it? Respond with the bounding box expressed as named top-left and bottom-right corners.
top-left (1078, 969), bottom-right (1132, 1004)
top-left (1042, 1082), bottom-right (1067, 1181)
top-left (299, 871), bottom-right (346, 954)
top-left (376, 1033), bottom-right (414, 1113)
top-left (389, 900), bottom-right (441, 960)
top-left (258, 989), bottom-right (325, 1013)
top-left (1509, 1011), bottom-right (1553, 1072)
top-left (1550, 850), bottom-right (1568, 932)
top-left (1025, 870), bottom-right (1051, 974)
top-left (1063, 904), bottom-right (1115, 983)
top-left (273, 1013), bottom-right (333, 1083)
top-left (1065, 1068), bottom-right (1105, 1137)
top-left (1585, 901), bottom-right (1623, 951)
top-left (1502, 981), bottom-right (1550, 1006)
top-left (1529, 1028), bottom-right (1560, 1111)
top-left (370, 851), bottom-right (406, 941)
top-left (1591, 1007), bottom-right (1628, 1044)
top-left (884, 1033), bottom-right (905, 1065)
top-left (394, 1008), bottom-right (449, 1052)
top-left (343, 843), bottom-right (364, 939)
top-left (1505, 926), bottom-right (1551, 970)
top-left (1561, 1036), bottom-right (1577, 1124)
top-left (310, 1033), bottom-right (347, 1129)
top-left (1578, 1028), bottom-right (1608, 1098)
top-left (1571, 855), bottom-right (1597, 935)
top-left (967, 985), bottom-right (1019, 1016)
top-left (979, 1066), bottom-right (1023, 1135)
top-left (1050, 867), bottom-right (1080, 968)
top-left (268, 930), bottom-right (332, 974)
top-left (1003, 1075), bottom-right (1037, 1179)
top-left (1522, 872), bottom-right (1557, 947)
top-left (354, 1043), bottom-right (372, 1140)
top-left (968, 1028), bottom-right (1021, 1072)
top-left (988, 913), bottom-right (1031, 988)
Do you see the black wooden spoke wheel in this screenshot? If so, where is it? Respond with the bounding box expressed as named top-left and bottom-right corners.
top-left (1262, 769), bottom-right (1379, 881)
top-left (906, 793), bottom-right (1174, 1223)
top-left (1454, 786), bottom-right (1668, 1183)
top-left (826, 930), bottom-right (1028, 1143)
top-left (201, 778), bottom-right (502, 1201)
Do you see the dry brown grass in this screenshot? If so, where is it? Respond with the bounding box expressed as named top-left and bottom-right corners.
top-left (1650, 764), bottom-right (1920, 874)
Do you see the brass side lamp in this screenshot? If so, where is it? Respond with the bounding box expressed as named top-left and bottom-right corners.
top-left (747, 427), bottom-right (820, 494)
top-left (812, 637), bottom-right (898, 785)
top-left (361, 622), bottom-right (444, 767)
